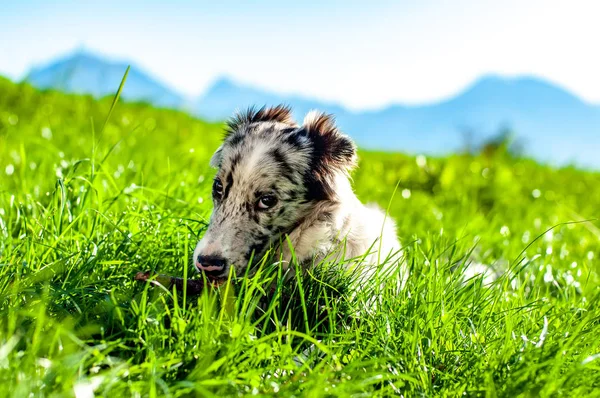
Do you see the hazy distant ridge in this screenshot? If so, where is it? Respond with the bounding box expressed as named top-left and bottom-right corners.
top-left (25, 50), bottom-right (600, 168)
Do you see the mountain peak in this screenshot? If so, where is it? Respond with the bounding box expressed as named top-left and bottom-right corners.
top-left (32, 49), bottom-right (124, 73)
top-left (204, 76), bottom-right (261, 97)
top-left (450, 73), bottom-right (585, 108)
top-left (466, 74), bottom-right (554, 91)
top-left (26, 49), bottom-right (184, 108)
top-left (69, 49), bottom-right (114, 65)
top-left (208, 76), bottom-right (238, 90)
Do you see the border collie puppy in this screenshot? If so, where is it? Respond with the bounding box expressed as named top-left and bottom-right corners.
top-left (193, 105), bottom-right (404, 288)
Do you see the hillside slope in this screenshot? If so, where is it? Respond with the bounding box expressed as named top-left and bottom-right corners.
top-left (25, 50), bottom-right (600, 169)
top-left (1, 77), bottom-right (599, 396)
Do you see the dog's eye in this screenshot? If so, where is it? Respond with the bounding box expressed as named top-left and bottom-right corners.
top-left (257, 195), bottom-right (277, 210)
top-left (213, 178), bottom-right (223, 199)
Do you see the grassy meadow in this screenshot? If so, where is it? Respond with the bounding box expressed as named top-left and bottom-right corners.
top-left (1, 74), bottom-right (600, 397)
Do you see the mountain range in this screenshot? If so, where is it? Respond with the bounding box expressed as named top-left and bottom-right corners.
top-left (25, 50), bottom-right (600, 168)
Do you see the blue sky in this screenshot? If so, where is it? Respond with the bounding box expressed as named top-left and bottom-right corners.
top-left (2, 0), bottom-right (599, 109)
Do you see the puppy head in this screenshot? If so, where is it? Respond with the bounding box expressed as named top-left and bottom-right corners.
top-left (193, 105), bottom-right (356, 282)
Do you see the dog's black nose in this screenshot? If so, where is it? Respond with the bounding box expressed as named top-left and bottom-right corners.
top-left (196, 255), bottom-right (227, 274)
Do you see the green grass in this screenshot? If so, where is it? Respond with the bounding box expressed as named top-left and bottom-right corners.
top-left (1, 75), bottom-right (599, 397)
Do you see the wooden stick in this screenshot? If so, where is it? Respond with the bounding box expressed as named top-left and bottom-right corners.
top-left (134, 270), bottom-right (208, 295)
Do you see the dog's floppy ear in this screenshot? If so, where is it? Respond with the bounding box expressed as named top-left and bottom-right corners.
top-left (302, 110), bottom-right (357, 172)
top-left (301, 111), bottom-right (357, 201)
top-left (209, 145), bottom-right (223, 168)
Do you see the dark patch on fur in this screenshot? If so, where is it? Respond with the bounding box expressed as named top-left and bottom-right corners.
top-left (281, 127), bottom-right (298, 135)
top-left (245, 236), bottom-right (271, 263)
top-left (227, 152), bottom-right (242, 179)
top-left (228, 133), bottom-right (245, 147)
top-left (225, 104), bottom-right (296, 138)
top-left (222, 173), bottom-right (234, 202)
top-left (269, 148), bottom-right (297, 183)
top-left (288, 188), bottom-right (302, 200)
top-left (276, 207), bottom-right (286, 218)
top-left (231, 151), bottom-right (241, 164)
top-left (284, 132), bottom-right (304, 148)
top-left (269, 185), bottom-right (280, 195)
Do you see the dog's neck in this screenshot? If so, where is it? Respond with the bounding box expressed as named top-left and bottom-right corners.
top-left (277, 172), bottom-right (362, 268)
top-left (276, 170), bottom-right (402, 289)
